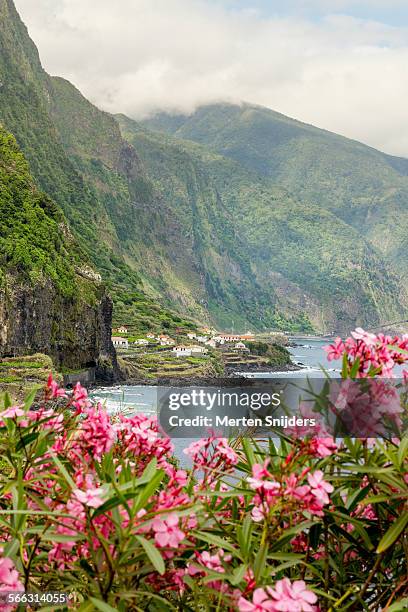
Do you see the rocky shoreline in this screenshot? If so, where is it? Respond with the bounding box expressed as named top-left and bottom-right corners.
top-left (89, 360), bottom-right (302, 389)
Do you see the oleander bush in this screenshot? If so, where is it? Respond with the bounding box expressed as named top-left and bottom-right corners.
top-left (0, 329), bottom-right (407, 611)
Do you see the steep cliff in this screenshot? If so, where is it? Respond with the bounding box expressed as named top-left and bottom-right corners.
top-left (0, 126), bottom-right (118, 380)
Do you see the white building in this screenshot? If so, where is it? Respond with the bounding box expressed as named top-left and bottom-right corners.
top-left (196, 336), bottom-right (208, 343)
top-left (158, 335), bottom-right (175, 346)
top-left (117, 326), bottom-right (128, 335)
top-left (187, 332), bottom-right (197, 340)
top-left (219, 334), bottom-right (241, 342)
top-left (234, 341), bottom-right (249, 351)
top-left (240, 331), bottom-right (255, 342)
top-left (112, 336), bottom-right (129, 348)
top-left (206, 339), bottom-right (217, 348)
top-left (134, 339), bottom-right (149, 346)
top-left (212, 336), bottom-right (225, 345)
top-left (173, 345), bottom-right (192, 358)
top-left (190, 345), bottom-right (208, 356)
top-left (146, 333), bottom-right (155, 339)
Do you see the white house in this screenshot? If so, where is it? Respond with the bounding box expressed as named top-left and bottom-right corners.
top-left (158, 335), bottom-right (175, 346)
top-left (134, 339), bottom-right (149, 346)
top-left (190, 345), bottom-right (208, 356)
top-left (196, 336), bottom-right (208, 343)
top-left (173, 345), bottom-right (192, 357)
top-left (117, 326), bottom-right (128, 335)
top-left (234, 341), bottom-right (249, 351)
top-left (187, 332), bottom-right (197, 340)
top-left (212, 336), bottom-right (225, 345)
top-left (112, 336), bottom-right (129, 348)
top-left (146, 333), bottom-right (155, 339)
top-left (219, 334), bottom-right (241, 342)
top-left (206, 339), bottom-right (217, 348)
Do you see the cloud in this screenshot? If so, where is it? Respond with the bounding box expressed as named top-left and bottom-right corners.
top-left (13, 0), bottom-right (408, 156)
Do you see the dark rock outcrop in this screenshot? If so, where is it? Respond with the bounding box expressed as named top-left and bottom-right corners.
top-left (0, 275), bottom-right (120, 381)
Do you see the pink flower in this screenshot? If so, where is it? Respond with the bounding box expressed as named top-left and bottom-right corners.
top-left (248, 462), bottom-right (279, 492)
top-left (238, 588), bottom-right (276, 611)
top-left (46, 374), bottom-right (67, 399)
top-left (307, 471), bottom-right (334, 506)
top-left (71, 382), bottom-right (90, 410)
top-left (152, 513), bottom-right (185, 548)
top-left (323, 337), bottom-right (345, 361)
top-left (268, 578), bottom-right (317, 611)
top-left (0, 406), bottom-right (25, 419)
top-left (0, 551), bottom-right (24, 612)
top-left (311, 437), bottom-right (337, 458)
top-left (73, 487), bottom-right (104, 508)
top-left (251, 501), bottom-right (270, 522)
top-left (351, 328), bottom-right (377, 346)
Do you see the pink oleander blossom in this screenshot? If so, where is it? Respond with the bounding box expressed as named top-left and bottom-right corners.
top-left (238, 588), bottom-right (276, 611)
top-left (0, 406), bottom-right (25, 420)
top-left (151, 513), bottom-right (185, 548)
top-left (0, 551), bottom-right (24, 612)
top-left (268, 578), bottom-right (318, 611)
top-left (325, 328), bottom-right (408, 378)
top-left (307, 471), bottom-right (334, 506)
top-left (323, 337), bottom-right (345, 361)
top-left (310, 437), bottom-right (337, 458)
top-left (73, 487), bottom-right (105, 508)
top-left (46, 374), bottom-right (67, 399)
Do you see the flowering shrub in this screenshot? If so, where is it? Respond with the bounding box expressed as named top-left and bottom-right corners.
top-left (0, 329), bottom-right (407, 610)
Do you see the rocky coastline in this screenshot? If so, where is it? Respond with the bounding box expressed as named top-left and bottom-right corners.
top-left (88, 359), bottom-right (302, 389)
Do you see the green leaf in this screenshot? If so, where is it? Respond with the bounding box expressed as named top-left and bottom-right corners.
top-left (135, 535), bottom-right (165, 575)
top-left (16, 431), bottom-right (39, 451)
top-left (349, 357), bottom-right (361, 378)
top-left (24, 387), bottom-right (38, 411)
top-left (193, 531), bottom-right (239, 556)
top-left (397, 436), bottom-right (408, 469)
top-left (50, 453), bottom-right (76, 489)
top-left (253, 544), bottom-right (268, 581)
top-left (386, 598), bottom-right (408, 611)
top-left (376, 512), bottom-right (408, 553)
top-left (230, 563), bottom-right (247, 586)
top-left (89, 598), bottom-right (118, 612)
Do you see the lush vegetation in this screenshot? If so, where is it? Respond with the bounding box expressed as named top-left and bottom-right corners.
top-left (140, 103), bottom-right (408, 332)
top-left (0, 330), bottom-right (407, 610)
top-left (0, 354), bottom-right (60, 400)
top-left (249, 341), bottom-right (292, 367)
top-left (0, 127), bottom-right (84, 296)
top-left (119, 113), bottom-right (406, 335)
top-left (0, 1), bottom-right (202, 336)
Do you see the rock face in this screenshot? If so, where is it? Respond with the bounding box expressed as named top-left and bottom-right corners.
top-left (0, 124), bottom-right (119, 382)
top-left (0, 276), bottom-right (119, 382)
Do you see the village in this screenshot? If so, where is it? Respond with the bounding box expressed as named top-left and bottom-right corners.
top-left (110, 325), bottom-right (293, 381)
top-left (111, 326), bottom-right (256, 357)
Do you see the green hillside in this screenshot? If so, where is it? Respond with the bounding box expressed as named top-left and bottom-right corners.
top-left (0, 0), bottom-right (201, 334)
top-left (0, 125), bottom-right (115, 373)
top-left (143, 103), bottom-right (408, 283)
top-left (119, 115), bottom-right (407, 333)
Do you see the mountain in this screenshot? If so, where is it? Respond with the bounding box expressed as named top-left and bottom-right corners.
top-left (120, 110), bottom-right (408, 333)
top-left (0, 0), bottom-right (200, 335)
top-left (0, 0), bottom-right (308, 332)
top-left (1, 0), bottom-right (407, 337)
top-left (142, 103), bottom-right (408, 284)
top-left (0, 125), bottom-right (117, 377)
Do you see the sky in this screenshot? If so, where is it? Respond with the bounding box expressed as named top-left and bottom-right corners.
top-left (14, 0), bottom-right (408, 156)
